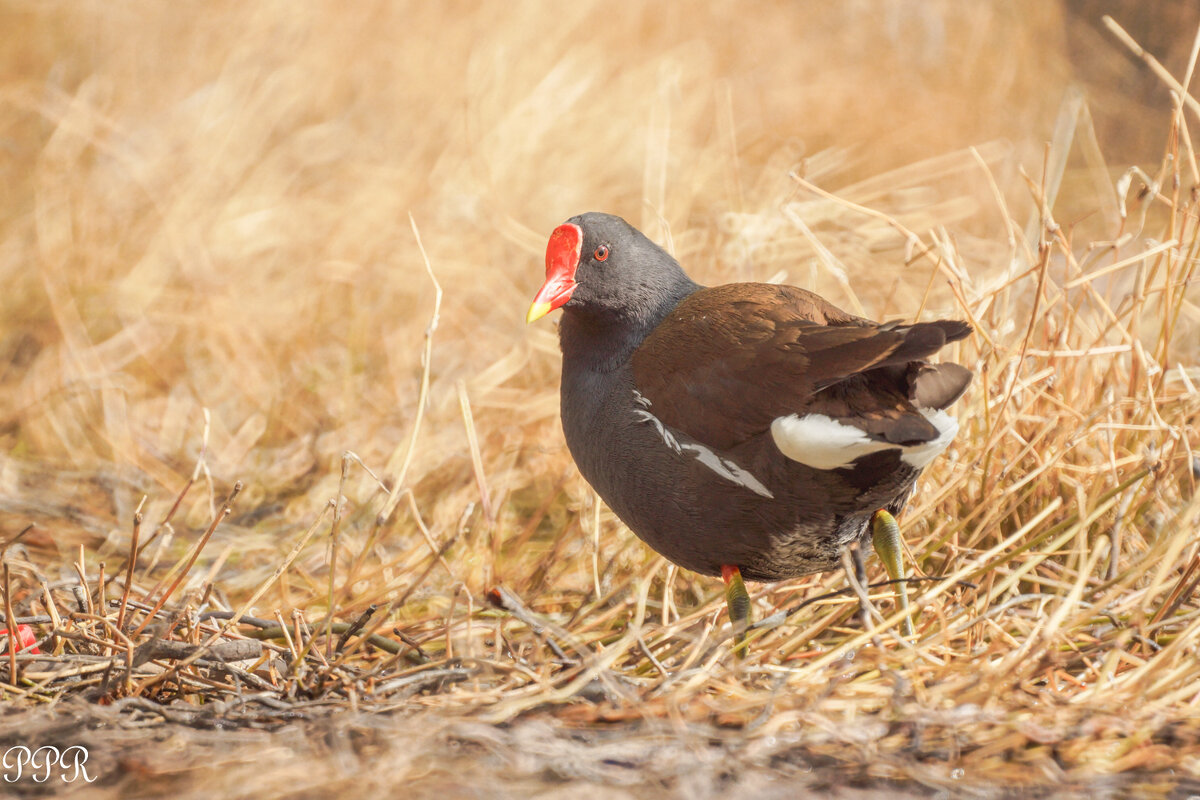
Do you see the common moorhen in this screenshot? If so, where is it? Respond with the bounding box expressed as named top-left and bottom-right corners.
top-left (528, 212), bottom-right (971, 648)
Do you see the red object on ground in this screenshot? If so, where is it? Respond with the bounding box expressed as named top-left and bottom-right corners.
top-left (1, 623), bottom-right (40, 654)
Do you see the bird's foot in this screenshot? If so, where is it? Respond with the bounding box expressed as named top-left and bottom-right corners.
top-left (722, 564), bottom-right (751, 658)
top-left (870, 509), bottom-right (915, 637)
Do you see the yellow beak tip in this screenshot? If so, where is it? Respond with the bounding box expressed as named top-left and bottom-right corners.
top-left (526, 302), bottom-right (553, 324)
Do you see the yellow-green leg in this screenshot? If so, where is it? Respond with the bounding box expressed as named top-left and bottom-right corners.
top-left (870, 509), bottom-right (915, 637)
top-left (722, 564), bottom-right (751, 658)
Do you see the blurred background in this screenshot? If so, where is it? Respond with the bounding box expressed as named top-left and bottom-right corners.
top-left (0, 0), bottom-right (1196, 595)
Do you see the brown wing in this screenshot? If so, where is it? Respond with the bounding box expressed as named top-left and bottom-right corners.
top-left (630, 283), bottom-right (971, 450)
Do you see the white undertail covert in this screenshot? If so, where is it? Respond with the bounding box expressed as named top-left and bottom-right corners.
top-left (770, 409), bottom-right (958, 471)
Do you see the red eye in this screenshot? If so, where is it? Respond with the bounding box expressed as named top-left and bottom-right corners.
top-left (594, 245), bottom-right (609, 261)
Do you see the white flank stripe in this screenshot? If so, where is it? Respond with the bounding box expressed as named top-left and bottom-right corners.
top-left (633, 405), bottom-right (774, 499)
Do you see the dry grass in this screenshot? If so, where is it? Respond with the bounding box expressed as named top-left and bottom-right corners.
top-left (1, 1), bottom-right (1199, 796)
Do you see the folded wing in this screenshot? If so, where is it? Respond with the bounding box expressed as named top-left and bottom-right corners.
top-left (630, 283), bottom-right (972, 455)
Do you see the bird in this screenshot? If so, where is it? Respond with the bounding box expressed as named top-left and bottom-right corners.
top-left (527, 212), bottom-right (972, 650)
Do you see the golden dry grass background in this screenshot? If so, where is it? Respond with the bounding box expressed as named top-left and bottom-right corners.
top-left (1, 1), bottom-right (1200, 795)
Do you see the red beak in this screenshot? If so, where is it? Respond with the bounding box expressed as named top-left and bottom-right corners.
top-left (527, 223), bottom-right (582, 323)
